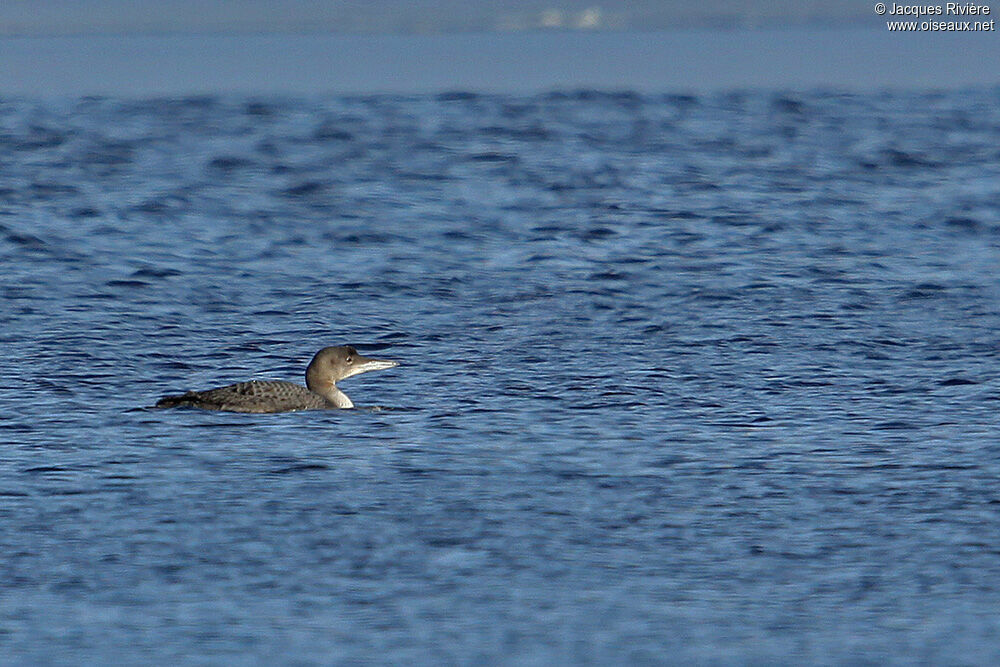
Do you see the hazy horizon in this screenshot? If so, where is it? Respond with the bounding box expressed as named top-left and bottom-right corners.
top-left (2, 1), bottom-right (997, 97)
top-left (1, 0), bottom-right (877, 37)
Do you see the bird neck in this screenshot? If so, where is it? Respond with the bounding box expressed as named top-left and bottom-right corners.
top-left (324, 384), bottom-right (354, 409)
top-left (306, 373), bottom-right (354, 409)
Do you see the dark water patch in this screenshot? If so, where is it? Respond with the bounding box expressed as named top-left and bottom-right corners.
top-left (589, 270), bottom-right (629, 281)
top-left (29, 182), bottom-right (79, 198)
top-left (313, 122), bottom-right (354, 142)
top-left (942, 216), bottom-right (983, 232)
top-left (282, 181), bottom-right (329, 197)
top-left (436, 91), bottom-right (481, 102)
top-left (939, 378), bottom-right (977, 386)
top-left (479, 123), bottom-right (551, 141)
top-left (207, 155), bottom-right (257, 173)
top-left (333, 232), bottom-right (401, 245)
top-left (872, 420), bottom-right (918, 430)
top-left (70, 207), bottom-right (102, 218)
top-left (132, 196), bottom-right (189, 215)
top-left (269, 463), bottom-right (331, 475)
top-left (579, 227), bottom-right (617, 241)
top-left (467, 152), bottom-right (519, 164)
top-left (4, 231), bottom-right (48, 250)
top-left (81, 140), bottom-right (135, 166)
top-left (883, 149), bottom-right (941, 169)
top-left (396, 170), bottom-right (454, 183)
top-left (711, 416), bottom-right (775, 428)
top-left (901, 283), bottom-right (949, 299)
top-left (11, 129), bottom-right (66, 151)
top-left (244, 100), bottom-right (277, 116)
top-left (131, 266), bottom-right (182, 278)
top-left (647, 208), bottom-right (706, 220)
top-left (23, 466), bottom-right (73, 475)
top-left (106, 279), bottom-right (150, 289)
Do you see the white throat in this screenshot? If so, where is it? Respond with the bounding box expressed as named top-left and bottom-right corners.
top-left (307, 376), bottom-right (354, 409)
top-left (325, 384), bottom-right (354, 409)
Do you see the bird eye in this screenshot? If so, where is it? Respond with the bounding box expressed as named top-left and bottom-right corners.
top-left (345, 356), bottom-right (353, 364)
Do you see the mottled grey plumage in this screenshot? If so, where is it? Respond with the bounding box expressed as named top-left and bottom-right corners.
top-left (154, 346), bottom-right (398, 413)
top-left (156, 380), bottom-right (330, 413)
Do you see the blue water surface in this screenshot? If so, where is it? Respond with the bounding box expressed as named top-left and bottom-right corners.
top-left (2, 89), bottom-right (1000, 662)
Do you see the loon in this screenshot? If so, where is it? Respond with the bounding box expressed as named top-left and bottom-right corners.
top-left (154, 346), bottom-right (398, 413)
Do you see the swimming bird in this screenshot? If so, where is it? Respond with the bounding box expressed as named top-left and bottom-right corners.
top-left (154, 346), bottom-right (398, 413)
